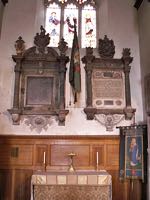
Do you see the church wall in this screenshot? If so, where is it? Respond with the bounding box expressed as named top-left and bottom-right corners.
top-left (0, 0), bottom-right (143, 135)
top-left (138, 2), bottom-right (150, 199)
top-left (138, 1), bottom-right (150, 78)
top-left (0, 1), bottom-right (4, 37)
top-left (138, 1), bottom-right (150, 119)
top-left (107, 0), bottom-right (143, 123)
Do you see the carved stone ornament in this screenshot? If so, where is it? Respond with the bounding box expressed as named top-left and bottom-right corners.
top-left (8, 26), bottom-right (69, 129)
top-left (122, 48), bottom-right (132, 58)
top-left (11, 113), bottom-right (20, 125)
top-left (122, 48), bottom-right (133, 66)
top-left (98, 35), bottom-right (115, 58)
top-left (58, 110), bottom-right (69, 126)
top-left (34, 25), bottom-right (50, 54)
top-left (24, 115), bottom-right (54, 133)
top-left (95, 114), bottom-right (124, 131)
top-left (58, 38), bottom-right (68, 56)
top-left (15, 36), bottom-right (25, 55)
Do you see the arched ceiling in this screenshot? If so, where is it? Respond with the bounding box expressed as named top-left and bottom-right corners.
top-left (134, 0), bottom-right (144, 9)
top-left (1, 0), bottom-right (8, 5)
top-left (1, 0), bottom-right (149, 9)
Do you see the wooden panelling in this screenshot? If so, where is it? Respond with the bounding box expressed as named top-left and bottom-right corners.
top-left (92, 145), bottom-right (104, 166)
top-left (0, 169), bottom-right (32, 200)
top-left (0, 136), bottom-right (120, 170)
top-left (106, 144), bottom-right (119, 167)
top-left (0, 144), bottom-right (33, 166)
top-left (14, 169), bottom-right (33, 200)
top-left (0, 135), bottom-right (145, 200)
top-left (51, 145), bottom-right (90, 166)
top-left (35, 145), bottom-right (48, 165)
top-left (0, 169), bottom-right (13, 200)
top-left (108, 170), bottom-right (130, 200)
top-left (0, 145), bottom-right (12, 164)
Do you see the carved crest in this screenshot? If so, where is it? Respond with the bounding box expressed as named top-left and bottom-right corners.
top-left (98, 35), bottom-right (115, 58)
top-left (34, 26), bottom-right (50, 54)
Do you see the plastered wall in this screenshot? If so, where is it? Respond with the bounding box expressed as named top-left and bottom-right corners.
top-left (138, 1), bottom-right (150, 119)
top-left (0, 0), bottom-right (144, 135)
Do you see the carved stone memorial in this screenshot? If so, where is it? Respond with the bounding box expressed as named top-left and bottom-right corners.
top-left (8, 26), bottom-right (69, 130)
top-left (82, 35), bottom-right (136, 131)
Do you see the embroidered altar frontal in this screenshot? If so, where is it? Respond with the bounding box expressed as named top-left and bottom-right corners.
top-left (33, 185), bottom-right (110, 200)
top-left (32, 171), bottom-right (112, 200)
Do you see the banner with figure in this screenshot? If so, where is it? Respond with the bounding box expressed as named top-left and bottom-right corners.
top-left (125, 134), bottom-right (143, 179)
top-left (118, 125), bottom-right (147, 182)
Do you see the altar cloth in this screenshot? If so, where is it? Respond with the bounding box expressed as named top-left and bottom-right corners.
top-left (31, 170), bottom-right (112, 200)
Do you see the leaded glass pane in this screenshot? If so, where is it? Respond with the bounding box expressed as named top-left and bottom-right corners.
top-left (78, 0), bottom-right (87, 4)
top-left (47, 0), bottom-right (88, 3)
top-left (45, 3), bottom-right (61, 47)
top-left (64, 4), bottom-right (78, 48)
top-left (59, 0), bottom-right (67, 3)
top-left (82, 5), bottom-right (96, 48)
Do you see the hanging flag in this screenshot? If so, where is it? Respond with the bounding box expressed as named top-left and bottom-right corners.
top-left (69, 18), bottom-right (81, 103)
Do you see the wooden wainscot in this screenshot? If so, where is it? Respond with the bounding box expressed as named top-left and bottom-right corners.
top-left (8, 26), bottom-right (69, 131)
top-left (0, 135), bottom-right (144, 200)
top-left (82, 35), bottom-right (136, 131)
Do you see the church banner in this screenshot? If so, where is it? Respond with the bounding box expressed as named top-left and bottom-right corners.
top-left (118, 125), bottom-right (147, 182)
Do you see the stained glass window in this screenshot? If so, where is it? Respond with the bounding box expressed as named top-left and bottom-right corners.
top-left (64, 4), bottom-right (78, 47)
top-left (45, 3), bottom-right (61, 47)
top-left (45, 0), bottom-right (97, 48)
top-left (82, 5), bottom-right (96, 48)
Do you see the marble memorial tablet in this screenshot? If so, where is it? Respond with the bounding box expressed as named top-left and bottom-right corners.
top-left (92, 70), bottom-right (125, 108)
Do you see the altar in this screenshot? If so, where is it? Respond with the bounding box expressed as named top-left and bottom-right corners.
top-left (31, 170), bottom-right (112, 200)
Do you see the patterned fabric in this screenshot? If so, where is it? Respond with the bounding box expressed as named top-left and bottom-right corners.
top-left (31, 171), bottom-right (112, 200)
top-left (31, 173), bottom-right (111, 185)
top-left (33, 185), bottom-right (110, 200)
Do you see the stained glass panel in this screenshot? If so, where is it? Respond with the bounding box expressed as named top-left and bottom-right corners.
top-left (64, 4), bottom-right (78, 48)
top-left (77, 0), bottom-right (87, 4)
top-left (59, 0), bottom-right (67, 3)
top-left (47, 0), bottom-right (88, 3)
top-left (45, 3), bottom-right (61, 47)
top-left (45, 1), bottom-right (97, 48)
top-left (82, 5), bottom-right (96, 48)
